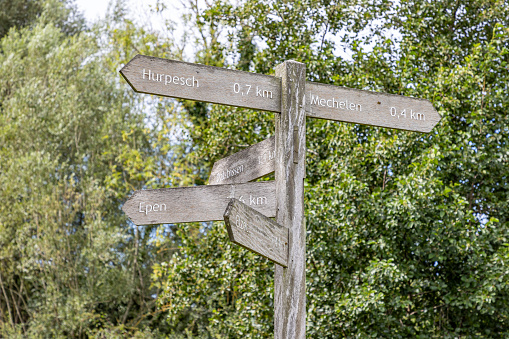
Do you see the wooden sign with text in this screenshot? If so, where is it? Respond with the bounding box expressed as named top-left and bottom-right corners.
top-left (306, 82), bottom-right (440, 133)
top-left (209, 136), bottom-right (275, 185)
top-left (224, 199), bottom-right (288, 267)
top-left (121, 55), bottom-right (441, 133)
top-left (123, 181), bottom-right (276, 225)
top-left (120, 55), bottom-right (281, 112)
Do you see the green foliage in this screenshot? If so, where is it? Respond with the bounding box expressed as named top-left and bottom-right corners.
top-left (1, 0), bottom-right (508, 337)
top-left (0, 0), bottom-right (86, 40)
top-left (0, 0), bottom-right (43, 39)
top-left (154, 0), bottom-right (509, 337)
top-left (0, 1), bottom-right (177, 336)
top-left (153, 223), bottom-right (274, 338)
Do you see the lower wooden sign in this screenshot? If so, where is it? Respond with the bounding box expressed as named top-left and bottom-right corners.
top-left (209, 136), bottom-right (275, 185)
top-left (224, 199), bottom-right (288, 267)
top-left (123, 181), bottom-right (276, 225)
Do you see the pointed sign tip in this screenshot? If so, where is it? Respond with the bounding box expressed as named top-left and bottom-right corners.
top-left (119, 54), bottom-right (143, 89)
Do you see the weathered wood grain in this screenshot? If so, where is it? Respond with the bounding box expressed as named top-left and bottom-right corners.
top-left (274, 61), bottom-right (307, 339)
top-left (120, 55), bottom-right (441, 133)
top-left (208, 136), bottom-right (275, 185)
top-left (123, 181), bottom-right (276, 225)
top-left (224, 199), bottom-right (288, 267)
top-left (120, 54), bottom-right (281, 112)
top-left (305, 81), bottom-right (441, 133)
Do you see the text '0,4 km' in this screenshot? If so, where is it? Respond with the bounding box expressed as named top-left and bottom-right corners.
top-left (120, 55), bottom-right (441, 133)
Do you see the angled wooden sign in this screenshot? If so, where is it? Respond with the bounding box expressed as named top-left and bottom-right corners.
top-left (121, 55), bottom-right (441, 133)
top-left (209, 136), bottom-right (275, 185)
top-left (123, 181), bottom-right (276, 225)
top-left (120, 55), bottom-right (281, 112)
top-left (305, 82), bottom-right (441, 133)
top-left (224, 199), bottom-right (288, 267)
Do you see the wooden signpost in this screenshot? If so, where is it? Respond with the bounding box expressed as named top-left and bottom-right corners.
top-left (208, 136), bottom-right (275, 185)
top-left (273, 61), bottom-right (307, 338)
top-left (224, 198), bottom-right (288, 267)
top-left (120, 54), bottom-right (442, 338)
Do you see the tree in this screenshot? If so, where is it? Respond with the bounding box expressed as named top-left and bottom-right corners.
top-left (0, 0), bottom-right (85, 40)
top-left (0, 0), bottom-right (180, 336)
top-left (0, 0), bottom-right (43, 39)
top-left (2, 0), bottom-right (507, 336)
top-left (154, 0), bottom-right (509, 337)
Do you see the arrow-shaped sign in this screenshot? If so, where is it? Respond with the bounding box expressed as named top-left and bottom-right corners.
top-left (120, 54), bottom-right (281, 112)
top-left (120, 55), bottom-right (441, 133)
top-left (305, 82), bottom-right (440, 133)
top-left (123, 181), bottom-right (276, 225)
top-left (209, 136), bottom-right (275, 185)
top-left (224, 199), bottom-right (288, 267)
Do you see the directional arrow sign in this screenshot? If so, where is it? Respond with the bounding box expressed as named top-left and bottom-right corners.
top-left (209, 136), bottom-right (275, 185)
top-left (120, 55), bottom-right (441, 133)
top-left (120, 54), bottom-right (281, 112)
top-left (123, 181), bottom-right (276, 225)
top-left (305, 82), bottom-right (441, 133)
top-left (224, 199), bottom-right (288, 267)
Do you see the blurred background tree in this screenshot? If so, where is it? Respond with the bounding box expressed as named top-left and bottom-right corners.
top-left (0, 0), bottom-right (182, 336)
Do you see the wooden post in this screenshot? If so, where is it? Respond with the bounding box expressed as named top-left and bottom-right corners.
top-left (274, 61), bottom-right (306, 338)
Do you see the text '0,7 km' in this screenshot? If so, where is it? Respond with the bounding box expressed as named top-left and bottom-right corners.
top-left (120, 55), bottom-right (441, 133)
